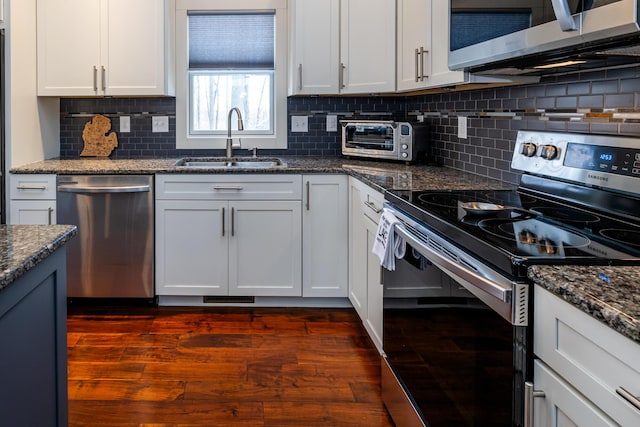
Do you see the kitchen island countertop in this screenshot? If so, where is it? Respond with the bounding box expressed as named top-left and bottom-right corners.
top-left (0, 224), bottom-right (77, 292)
top-left (528, 265), bottom-right (640, 344)
top-left (9, 156), bottom-right (514, 193)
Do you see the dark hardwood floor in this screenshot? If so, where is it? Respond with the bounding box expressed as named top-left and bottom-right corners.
top-left (66, 305), bottom-right (394, 427)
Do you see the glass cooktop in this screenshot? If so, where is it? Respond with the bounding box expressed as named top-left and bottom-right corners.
top-left (385, 188), bottom-right (640, 278)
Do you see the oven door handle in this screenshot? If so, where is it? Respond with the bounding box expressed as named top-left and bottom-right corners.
top-left (393, 223), bottom-right (513, 304)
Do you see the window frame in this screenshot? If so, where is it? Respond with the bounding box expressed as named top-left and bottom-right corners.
top-left (175, 0), bottom-right (288, 150)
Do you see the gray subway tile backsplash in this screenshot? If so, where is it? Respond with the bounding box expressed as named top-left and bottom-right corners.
top-left (59, 65), bottom-right (640, 185)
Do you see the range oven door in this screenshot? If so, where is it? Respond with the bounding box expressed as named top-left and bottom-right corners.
top-left (381, 206), bottom-right (530, 427)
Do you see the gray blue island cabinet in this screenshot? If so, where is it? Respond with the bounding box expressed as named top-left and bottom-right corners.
top-left (0, 225), bottom-right (77, 427)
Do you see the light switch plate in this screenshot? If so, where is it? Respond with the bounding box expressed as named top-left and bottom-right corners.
top-left (152, 116), bottom-right (169, 133)
top-left (457, 116), bottom-right (467, 139)
top-left (291, 115), bottom-right (308, 133)
top-left (120, 116), bottom-right (131, 133)
top-left (326, 115), bottom-right (337, 132)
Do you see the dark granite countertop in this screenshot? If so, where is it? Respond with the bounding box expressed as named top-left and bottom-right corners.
top-left (0, 225), bottom-right (77, 292)
top-left (9, 156), bottom-right (514, 193)
top-left (528, 265), bottom-right (640, 344)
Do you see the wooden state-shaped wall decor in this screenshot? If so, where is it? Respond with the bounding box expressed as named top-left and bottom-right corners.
top-left (81, 114), bottom-right (118, 157)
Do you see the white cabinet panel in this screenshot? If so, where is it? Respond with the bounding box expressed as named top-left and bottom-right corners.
top-left (534, 286), bottom-right (640, 426)
top-left (289, 0), bottom-right (395, 95)
top-left (9, 174), bottom-right (57, 225)
top-left (302, 175), bottom-right (348, 297)
top-left (229, 201), bottom-right (302, 296)
top-left (37, 0), bottom-right (173, 96)
top-left (348, 177), bottom-right (385, 353)
top-left (10, 201), bottom-right (56, 225)
top-left (533, 360), bottom-right (617, 427)
top-left (289, 0), bottom-right (340, 94)
top-left (155, 200), bottom-right (228, 296)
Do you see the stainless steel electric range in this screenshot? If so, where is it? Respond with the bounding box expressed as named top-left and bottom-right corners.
top-left (381, 131), bottom-right (640, 427)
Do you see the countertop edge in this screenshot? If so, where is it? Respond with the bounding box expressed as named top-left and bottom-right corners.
top-left (0, 225), bottom-right (78, 291)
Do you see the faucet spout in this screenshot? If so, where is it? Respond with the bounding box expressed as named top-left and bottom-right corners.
top-left (226, 107), bottom-right (244, 158)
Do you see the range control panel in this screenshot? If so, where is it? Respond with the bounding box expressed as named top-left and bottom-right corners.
top-left (511, 131), bottom-right (640, 195)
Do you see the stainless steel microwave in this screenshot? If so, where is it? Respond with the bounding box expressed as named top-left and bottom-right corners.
top-left (449, 0), bottom-right (640, 73)
top-left (341, 121), bottom-right (430, 163)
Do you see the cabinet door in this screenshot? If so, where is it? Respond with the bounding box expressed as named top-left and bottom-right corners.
top-left (396, 0), bottom-right (431, 91)
top-left (348, 178), bottom-right (368, 320)
top-left (302, 175), bottom-right (348, 297)
top-left (9, 201), bottom-right (56, 225)
top-left (340, 0), bottom-right (396, 93)
top-left (229, 201), bottom-right (302, 296)
top-left (155, 200), bottom-right (228, 295)
top-left (37, 0), bottom-right (102, 96)
top-left (289, 0), bottom-right (340, 95)
top-left (426, 0), bottom-right (467, 88)
top-left (103, 0), bottom-right (170, 96)
top-left (533, 360), bottom-right (617, 427)
top-left (364, 215), bottom-right (383, 354)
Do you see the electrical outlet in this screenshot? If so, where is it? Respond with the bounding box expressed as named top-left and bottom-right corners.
top-left (152, 116), bottom-right (169, 133)
top-left (457, 116), bottom-right (467, 139)
top-left (326, 115), bottom-right (337, 132)
top-left (291, 116), bottom-right (308, 133)
top-left (120, 116), bottom-right (131, 133)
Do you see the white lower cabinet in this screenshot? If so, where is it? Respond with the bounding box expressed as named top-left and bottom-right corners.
top-left (348, 177), bottom-right (385, 353)
top-left (9, 174), bottom-right (57, 225)
top-left (155, 174), bottom-right (302, 297)
top-left (156, 200), bottom-right (228, 295)
top-left (302, 175), bottom-right (348, 297)
top-left (532, 286), bottom-right (640, 427)
top-left (533, 360), bottom-right (616, 427)
top-left (229, 200), bottom-right (302, 296)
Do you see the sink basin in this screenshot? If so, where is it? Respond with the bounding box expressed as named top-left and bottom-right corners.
top-left (175, 158), bottom-right (285, 169)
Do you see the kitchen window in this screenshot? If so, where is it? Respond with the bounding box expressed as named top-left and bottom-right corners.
top-left (175, 0), bottom-right (288, 150)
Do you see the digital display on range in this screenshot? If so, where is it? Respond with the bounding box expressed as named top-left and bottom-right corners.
top-left (564, 143), bottom-right (640, 177)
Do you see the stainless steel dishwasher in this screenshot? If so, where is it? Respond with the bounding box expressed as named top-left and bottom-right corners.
top-left (57, 175), bottom-right (154, 299)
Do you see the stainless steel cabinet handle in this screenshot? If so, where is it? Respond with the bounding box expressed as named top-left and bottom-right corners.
top-left (57, 185), bottom-right (150, 194)
top-left (339, 63), bottom-right (346, 89)
top-left (524, 381), bottom-right (546, 427)
top-left (298, 63), bottom-right (303, 91)
top-left (231, 207), bottom-right (235, 237)
top-left (306, 181), bottom-right (310, 211)
top-left (101, 65), bottom-right (106, 92)
top-left (551, 0), bottom-right (578, 31)
top-left (221, 207), bottom-right (226, 237)
top-left (93, 66), bottom-right (98, 92)
top-left (364, 200), bottom-right (382, 214)
top-left (213, 186), bottom-right (243, 191)
top-left (419, 47), bottom-right (428, 81)
top-left (415, 48), bottom-right (420, 82)
top-left (48, 207), bottom-right (53, 225)
top-left (16, 185), bottom-right (47, 191)
top-left (617, 387), bottom-right (640, 411)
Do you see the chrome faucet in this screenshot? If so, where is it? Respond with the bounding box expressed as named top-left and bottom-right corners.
top-left (226, 107), bottom-right (244, 158)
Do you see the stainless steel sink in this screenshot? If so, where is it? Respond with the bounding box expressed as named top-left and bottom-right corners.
top-left (175, 158), bottom-right (285, 169)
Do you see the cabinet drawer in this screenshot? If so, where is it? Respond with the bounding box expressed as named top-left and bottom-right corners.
top-left (10, 174), bottom-right (57, 200)
top-left (534, 286), bottom-right (640, 426)
top-left (156, 174), bottom-right (302, 200)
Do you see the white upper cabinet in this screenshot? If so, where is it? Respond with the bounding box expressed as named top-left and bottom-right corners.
top-left (289, 0), bottom-right (340, 95)
top-left (340, 0), bottom-right (396, 94)
top-left (397, 0), bottom-right (538, 91)
top-left (37, 0), bottom-right (175, 96)
top-left (289, 0), bottom-right (395, 95)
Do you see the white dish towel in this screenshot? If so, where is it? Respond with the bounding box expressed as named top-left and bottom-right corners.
top-left (372, 210), bottom-right (406, 271)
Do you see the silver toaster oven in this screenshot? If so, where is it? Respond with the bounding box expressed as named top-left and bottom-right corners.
top-left (341, 120), bottom-right (430, 163)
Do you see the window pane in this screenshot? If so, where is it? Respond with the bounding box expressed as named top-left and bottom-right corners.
top-left (190, 71), bottom-right (272, 134)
